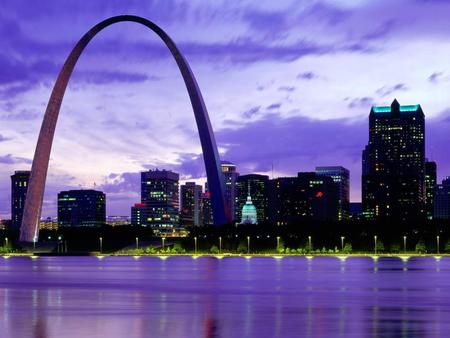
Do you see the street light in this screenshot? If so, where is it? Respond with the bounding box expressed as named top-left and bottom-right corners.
top-left (4, 237), bottom-right (8, 247)
top-left (136, 237), bottom-right (139, 250)
top-left (308, 236), bottom-right (312, 252)
top-left (247, 236), bottom-right (250, 254)
top-left (403, 236), bottom-right (407, 254)
top-left (194, 236), bottom-right (197, 254)
top-left (437, 236), bottom-right (440, 254)
top-left (276, 236), bottom-right (280, 251)
top-left (341, 236), bottom-right (345, 251)
top-left (374, 235), bottom-right (377, 255)
top-left (99, 237), bottom-right (103, 253)
top-left (219, 236), bottom-right (222, 253)
top-left (161, 237), bottom-right (166, 250)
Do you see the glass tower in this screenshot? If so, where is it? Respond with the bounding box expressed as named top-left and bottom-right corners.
top-left (362, 99), bottom-right (425, 221)
top-left (140, 169), bottom-right (179, 230)
top-left (11, 170), bottom-right (30, 229)
top-left (180, 182), bottom-right (203, 227)
top-left (57, 190), bottom-right (105, 227)
top-left (221, 161), bottom-right (239, 221)
top-left (315, 166), bottom-right (350, 221)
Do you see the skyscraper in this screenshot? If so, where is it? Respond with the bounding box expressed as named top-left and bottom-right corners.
top-left (202, 190), bottom-right (213, 226)
top-left (221, 161), bottom-right (239, 221)
top-left (268, 173), bottom-right (339, 226)
top-left (131, 203), bottom-right (148, 227)
top-left (315, 166), bottom-right (350, 221)
top-left (425, 161), bottom-right (437, 220)
top-left (236, 174), bottom-right (269, 224)
top-left (140, 169), bottom-right (179, 230)
top-left (11, 171), bottom-right (30, 229)
top-left (362, 99), bottom-right (425, 221)
top-left (180, 182), bottom-right (203, 227)
top-left (434, 177), bottom-right (450, 219)
top-left (58, 190), bottom-right (105, 227)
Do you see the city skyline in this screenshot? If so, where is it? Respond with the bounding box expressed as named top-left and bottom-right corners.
top-left (2, 1), bottom-right (450, 219)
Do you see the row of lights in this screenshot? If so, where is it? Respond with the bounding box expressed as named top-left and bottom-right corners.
top-left (3, 234), bottom-right (441, 255)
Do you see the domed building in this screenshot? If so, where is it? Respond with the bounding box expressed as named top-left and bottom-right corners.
top-left (241, 187), bottom-right (258, 225)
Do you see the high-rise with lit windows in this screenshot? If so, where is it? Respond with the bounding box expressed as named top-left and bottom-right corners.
top-left (11, 170), bottom-right (30, 228)
top-left (362, 99), bottom-right (425, 221)
top-left (58, 190), bottom-right (105, 227)
top-left (221, 161), bottom-right (239, 221)
top-left (140, 169), bottom-right (179, 230)
top-left (315, 166), bottom-right (350, 221)
top-left (425, 161), bottom-right (437, 220)
top-left (180, 182), bottom-right (203, 227)
top-left (434, 177), bottom-right (450, 219)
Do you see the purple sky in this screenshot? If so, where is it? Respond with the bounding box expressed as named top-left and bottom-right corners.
top-left (1, 0), bottom-right (450, 218)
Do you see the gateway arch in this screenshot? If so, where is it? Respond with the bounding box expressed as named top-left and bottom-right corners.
top-left (20, 15), bottom-right (230, 243)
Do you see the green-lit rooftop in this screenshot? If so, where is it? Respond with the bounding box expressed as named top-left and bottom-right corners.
top-left (372, 104), bottom-right (420, 113)
top-left (372, 100), bottom-right (421, 114)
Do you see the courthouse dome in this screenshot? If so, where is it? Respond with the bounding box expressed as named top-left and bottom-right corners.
top-left (241, 194), bottom-right (257, 225)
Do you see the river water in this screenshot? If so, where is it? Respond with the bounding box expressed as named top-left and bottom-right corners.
top-left (0, 256), bottom-right (449, 338)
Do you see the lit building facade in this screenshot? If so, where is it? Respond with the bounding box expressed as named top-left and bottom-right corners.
top-left (180, 182), bottom-right (203, 227)
top-left (140, 169), bottom-right (179, 229)
top-left (269, 173), bottom-right (339, 226)
top-left (236, 174), bottom-right (269, 224)
top-left (39, 217), bottom-right (58, 230)
top-left (425, 161), bottom-right (437, 220)
top-left (131, 203), bottom-right (148, 227)
top-left (315, 166), bottom-right (350, 220)
top-left (58, 190), bottom-right (105, 227)
top-left (202, 191), bottom-right (213, 226)
top-left (221, 161), bottom-right (239, 221)
top-left (106, 215), bottom-right (130, 226)
top-left (434, 177), bottom-right (450, 219)
top-left (11, 170), bottom-right (30, 229)
top-left (362, 99), bottom-right (425, 221)
top-left (241, 193), bottom-right (258, 224)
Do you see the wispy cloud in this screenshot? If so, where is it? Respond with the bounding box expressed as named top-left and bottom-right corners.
top-left (0, 154), bottom-right (32, 164)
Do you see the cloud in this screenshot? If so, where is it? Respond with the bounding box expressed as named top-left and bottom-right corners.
top-left (278, 86), bottom-right (295, 92)
top-left (242, 106), bottom-right (261, 119)
top-left (267, 103), bottom-right (282, 110)
top-left (428, 72), bottom-right (444, 83)
top-left (297, 72), bottom-right (318, 80)
top-left (0, 154), bottom-right (32, 164)
top-left (71, 71), bottom-right (159, 85)
top-left (0, 134), bottom-right (11, 142)
top-left (100, 172), bottom-right (140, 194)
top-left (345, 97), bottom-right (375, 109)
top-left (376, 83), bottom-right (408, 97)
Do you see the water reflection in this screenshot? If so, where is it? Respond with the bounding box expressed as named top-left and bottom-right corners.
top-left (0, 256), bottom-right (448, 337)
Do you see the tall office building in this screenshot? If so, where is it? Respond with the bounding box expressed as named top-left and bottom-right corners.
top-left (236, 174), bottom-right (269, 224)
top-left (221, 161), bottom-right (239, 221)
top-left (131, 203), bottom-right (148, 227)
top-left (425, 161), bottom-right (437, 220)
top-left (315, 166), bottom-right (350, 221)
top-left (11, 170), bottom-right (30, 228)
top-left (434, 177), bottom-right (450, 219)
top-left (362, 99), bottom-right (425, 221)
top-left (202, 190), bottom-right (213, 226)
top-left (140, 169), bottom-right (179, 229)
top-left (58, 190), bottom-right (105, 227)
top-left (180, 182), bottom-right (203, 227)
top-left (269, 173), bottom-right (339, 226)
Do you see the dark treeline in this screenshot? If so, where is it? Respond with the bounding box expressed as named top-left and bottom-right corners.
top-left (1, 220), bottom-right (450, 253)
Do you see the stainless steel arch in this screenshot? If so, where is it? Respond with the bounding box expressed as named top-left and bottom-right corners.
top-left (20, 15), bottom-right (230, 242)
